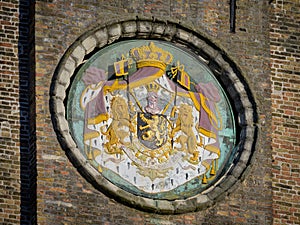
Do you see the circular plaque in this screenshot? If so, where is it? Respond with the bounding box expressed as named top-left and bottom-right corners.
top-left (50, 19), bottom-right (257, 214)
top-left (67, 40), bottom-right (235, 199)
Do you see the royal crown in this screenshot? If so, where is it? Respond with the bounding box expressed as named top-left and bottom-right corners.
top-left (130, 42), bottom-right (173, 70)
top-left (145, 82), bottom-right (160, 93)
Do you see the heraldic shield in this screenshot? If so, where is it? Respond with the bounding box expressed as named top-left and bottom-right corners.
top-left (67, 40), bottom-right (236, 199)
top-left (137, 112), bottom-right (168, 150)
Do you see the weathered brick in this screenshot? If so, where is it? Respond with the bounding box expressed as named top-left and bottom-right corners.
top-left (271, 1), bottom-right (300, 224)
top-left (2, 0), bottom-right (298, 224)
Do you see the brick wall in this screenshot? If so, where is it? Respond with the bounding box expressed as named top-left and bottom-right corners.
top-left (0, 1), bottom-right (21, 224)
top-left (270, 0), bottom-right (300, 224)
top-left (35, 0), bottom-right (274, 224)
top-left (0, 0), bottom-right (36, 224)
top-left (19, 0), bottom-right (37, 224)
top-left (3, 0), bottom-right (299, 224)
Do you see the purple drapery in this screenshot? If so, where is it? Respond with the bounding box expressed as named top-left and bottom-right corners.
top-left (82, 66), bottom-right (221, 156)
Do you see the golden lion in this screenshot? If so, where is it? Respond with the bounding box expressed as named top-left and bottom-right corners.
top-left (171, 103), bottom-right (200, 163)
top-left (101, 96), bottom-right (134, 154)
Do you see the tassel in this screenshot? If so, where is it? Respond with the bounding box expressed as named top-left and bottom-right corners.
top-left (210, 160), bottom-right (216, 176)
top-left (87, 151), bottom-right (93, 160)
top-left (202, 175), bottom-right (207, 184)
top-left (98, 165), bottom-right (102, 173)
top-left (87, 141), bottom-right (93, 160)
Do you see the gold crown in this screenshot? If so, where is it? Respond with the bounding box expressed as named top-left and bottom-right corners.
top-left (145, 82), bottom-right (160, 93)
top-left (130, 42), bottom-right (173, 70)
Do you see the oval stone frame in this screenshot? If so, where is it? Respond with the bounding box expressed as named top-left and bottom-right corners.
top-left (50, 18), bottom-right (258, 214)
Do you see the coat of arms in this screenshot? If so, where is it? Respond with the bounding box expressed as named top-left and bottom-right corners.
top-left (75, 41), bottom-right (231, 197)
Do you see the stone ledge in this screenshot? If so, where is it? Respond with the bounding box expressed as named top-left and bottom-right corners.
top-left (61, 131), bottom-right (77, 150)
top-left (71, 44), bottom-right (86, 66)
top-left (137, 20), bottom-right (153, 37)
top-left (56, 116), bottom-right (69, 135)
top-left (195, 194), bottom-right (213, 211)
top-left (107, 23), bottom-right (122, 43)
top-left (94, 28), bottom-right (108, 48)
top-left (51, 98), bottom-right (65, 117)
top-left (64, 57), bottom-right (77, 76)
top-left (151, 21), bottom-right (167, 38)
top-left (82, 35), bottom-right (97, 55)
top-left (229, 161), bottom-right (247, 179)
top-left (175, 28), bottom-right (191, 42)
top-left (162, 23), bottom-right (177, 41)
top-left (156, 200), bottom-right (176, 214)
top-left (57, 68), bottom-right (71, 88)
top-left (207, 186), bottom-right (223, 201)
top-left (52, 83), bottom-right (66, 100)
top-left (121, 20), bottom-right (137, 38)
top-left (201, 44), bottom-right (220, 60)
top-left (173, 199), bottom-right (197, 214)
top-left (65, 147), bottom-right (88, 169)
top-left (189, 34), bottom-right (207, 50)
top-left (219, 175), bottom-right (238, 191)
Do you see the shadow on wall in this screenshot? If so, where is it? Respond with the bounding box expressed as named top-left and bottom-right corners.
top-left (18, 0), bottom-right (37, 224)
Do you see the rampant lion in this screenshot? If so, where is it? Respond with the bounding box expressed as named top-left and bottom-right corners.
top-left (101, 96), bottom-right (134, 154)
top-left (171, 103), bottom-right (200, 163)
top-left (139, 114), bottom-right (166, 147)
